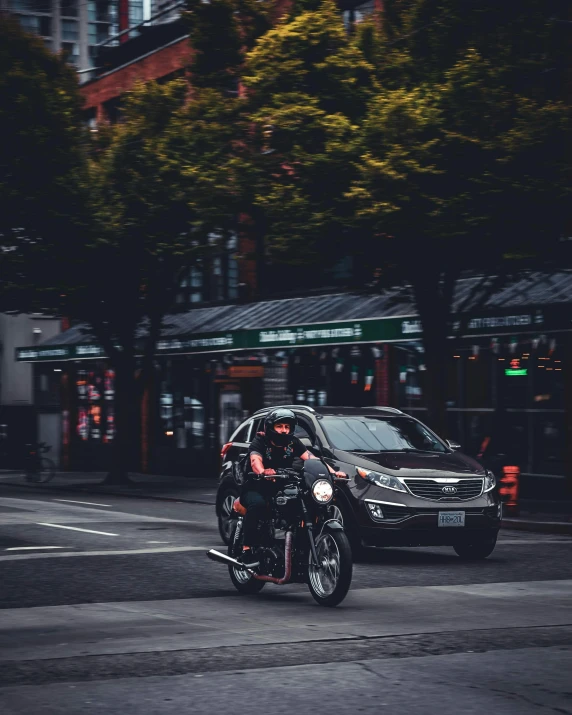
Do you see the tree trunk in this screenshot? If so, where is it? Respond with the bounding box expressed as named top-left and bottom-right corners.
top-left (412, 270), bottom-right (453, 439)
top-left (105, 353), bottom-right (139, 485)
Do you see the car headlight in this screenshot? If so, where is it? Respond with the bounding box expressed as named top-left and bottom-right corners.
top-left (312, 479), bottom-right (334, 504)
top-left (356, 467), bottom-right (407, 493)
top-left (484, 470), bottom-right (496, 492)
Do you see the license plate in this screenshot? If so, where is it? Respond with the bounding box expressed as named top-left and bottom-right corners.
top-left (438, 511), bottom-right (465, 527)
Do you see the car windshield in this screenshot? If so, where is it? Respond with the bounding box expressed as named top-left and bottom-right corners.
top-left (321, 416), bottom-right (447, 453)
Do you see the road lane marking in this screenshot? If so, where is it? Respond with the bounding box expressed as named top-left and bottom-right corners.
top-left (497, 539), bottom-right (572, 544)
top-left (5, 546), bottom-right (65, 551)
top-left (0, 545), bottom-right (212, 561)
top-left (38, 523), bottom-right (119, 536)
top-left (53, 499), bottom-right (113, 507)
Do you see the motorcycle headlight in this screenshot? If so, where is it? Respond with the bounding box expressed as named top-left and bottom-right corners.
top-left (312, 479), bottom-right (334, 504)
top-left (484, 470), bottom-right (496, 492)
top-left (356, 467), bottom-right (407, 493)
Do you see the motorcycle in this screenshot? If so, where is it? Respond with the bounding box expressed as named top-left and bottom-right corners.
top-left (207, 459), bottom-right (353, 607)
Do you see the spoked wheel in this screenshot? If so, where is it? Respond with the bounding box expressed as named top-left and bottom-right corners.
top-left (218, 488), bottom-right (239, 545)
top-left (228, 522), bottom-right (266, 595)
top-left (308, 530), bottom-right (352, 607)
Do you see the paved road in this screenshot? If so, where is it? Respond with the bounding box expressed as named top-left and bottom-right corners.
top-left (1, 484), bottom-right (571, 714)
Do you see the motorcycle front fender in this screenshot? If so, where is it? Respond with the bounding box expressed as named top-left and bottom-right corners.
top-left (322, 518), bottom-right (344, 532)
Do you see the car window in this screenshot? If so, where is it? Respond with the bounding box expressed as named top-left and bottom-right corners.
top-left (249, 418), bottom-right (264, 440)
top-left (321, 416), bottom-right (447, 453)
top-left (232, 421), bottom-right (251, 443)
top-left (294, 422), bottom-right (312, 442)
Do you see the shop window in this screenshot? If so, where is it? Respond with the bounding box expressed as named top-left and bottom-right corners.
top-left (533, 414), bottom-right (565, 475)
top-left (464, 348), bottom-right (493, 408)
top-left (499, 353), bottom-right (528, 409)
top-left (393, 344), bottom-right (426, 410)
top-left (76, 366), bottom-right (114, 443)
top-left (531, 346), bottom-right (564, 409)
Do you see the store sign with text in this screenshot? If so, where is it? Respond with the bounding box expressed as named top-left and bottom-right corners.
top-left (14, 304), bottom-right (568, 363)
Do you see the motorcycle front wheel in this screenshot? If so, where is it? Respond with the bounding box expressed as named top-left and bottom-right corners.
top-left (307, 530), bottom-right (352, 607)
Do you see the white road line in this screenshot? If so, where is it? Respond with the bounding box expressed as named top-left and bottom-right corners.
top-left (53, 499), bottom-right (113, 507)
top-left (0, 545), bottom-right (211, 561)
top-left (497, 538), bottom-right (572, 544)
top-left (38, 523), bottom-right (119, 536)
top-left (5, 546), bottom-right (65, 551)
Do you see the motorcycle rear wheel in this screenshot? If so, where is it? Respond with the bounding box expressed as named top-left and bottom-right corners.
top-left (308, 530), bottom-right (352, 607)
top-left (228, 526), bottom-right (266, 595)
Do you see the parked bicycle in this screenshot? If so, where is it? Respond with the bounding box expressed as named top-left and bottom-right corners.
top-left (24, 442), bottom-right (56, 483)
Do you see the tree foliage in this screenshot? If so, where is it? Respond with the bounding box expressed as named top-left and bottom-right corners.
top-left (0, 17), bottom-right (84, 275)
top-left (346, 0), bottom-right (571, 430)
top-left (242, 0), bottom-right (374, 268)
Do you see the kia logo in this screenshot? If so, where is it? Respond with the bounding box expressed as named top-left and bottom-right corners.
top-left (442, 486), bottom-right (458, 494)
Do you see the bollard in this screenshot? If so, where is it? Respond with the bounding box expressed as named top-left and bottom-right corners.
top-left (499, 465), bottom-right (520, 516)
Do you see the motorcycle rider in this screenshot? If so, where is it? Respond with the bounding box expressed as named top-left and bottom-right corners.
top-left (240, 408), bottom-right (346, 555)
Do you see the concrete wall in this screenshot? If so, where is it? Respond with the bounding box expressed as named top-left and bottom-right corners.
top-left (0, 314), bottom-right (62, 406)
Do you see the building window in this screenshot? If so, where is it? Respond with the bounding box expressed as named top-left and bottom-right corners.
top-left (9, 0), bottom-right (50, 11)
top-left (17, 15), bottom-right (40, 33)
top-left (61, 19), bottom-right (78, 40)
top-left (175, 233), bottom-right (239, 306)
top-left (342, 0), bottom-right (375, 30)
top-left (60, 0), bottom-right (78, 17)
top-left (61, 42), bottom-right (80, 63)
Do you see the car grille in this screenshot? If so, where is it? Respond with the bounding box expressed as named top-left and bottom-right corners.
top-left (403, 478), bottom-right (483, 501)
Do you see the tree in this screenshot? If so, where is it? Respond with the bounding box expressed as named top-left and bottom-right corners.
top-left (241, 0), bottom-right (375, 278)
top-left (77, 81), bottom-right (239, 481)
top-left (1, 30), bottom-right (238, 480)
top-left (0, 17), bottom-right (84, 265)
top-left (346, 2), bottom-right (572, 434)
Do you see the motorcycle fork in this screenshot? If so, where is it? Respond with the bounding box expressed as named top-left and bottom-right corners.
top-left (301, 501), bottom-right (321, 568)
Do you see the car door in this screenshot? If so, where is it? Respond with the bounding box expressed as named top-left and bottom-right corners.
top-left (224, 419), bottom-right (253, 473)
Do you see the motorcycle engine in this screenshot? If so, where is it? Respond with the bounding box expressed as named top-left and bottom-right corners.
top-left (260, 546), bottom-right (284, 577)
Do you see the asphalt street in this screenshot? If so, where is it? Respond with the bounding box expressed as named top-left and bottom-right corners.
top-left (1, 482), bottom-right (571, 714)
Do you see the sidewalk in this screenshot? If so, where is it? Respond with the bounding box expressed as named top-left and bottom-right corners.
top-left (1, 470), bottom-right (571, 534)
top-left (0, 471), bottom-right (218, 505)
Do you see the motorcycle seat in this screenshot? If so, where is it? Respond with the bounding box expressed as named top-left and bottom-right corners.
top-left (233, 498), bottom-right (247, 516)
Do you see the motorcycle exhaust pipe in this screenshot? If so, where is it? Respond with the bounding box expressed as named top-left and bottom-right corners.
top-left (206, 549), bottom-right (257, 573)
top-left (252, 531), bottom-right (293, 585)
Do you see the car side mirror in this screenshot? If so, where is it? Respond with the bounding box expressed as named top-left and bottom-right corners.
top-left (446, 439), bottom-right (462, 451)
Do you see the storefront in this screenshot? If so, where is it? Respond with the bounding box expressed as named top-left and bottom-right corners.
top-left (16, 276), bottom-right (572, 492)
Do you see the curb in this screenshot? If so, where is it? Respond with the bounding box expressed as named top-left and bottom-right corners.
top-left (501, 518), bottom-right (572, 536)
top-left (0, 480), bottom-right (217, 507)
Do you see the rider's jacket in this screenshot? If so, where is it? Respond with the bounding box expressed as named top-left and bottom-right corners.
top-left (246, 433), bottom-right (306, 488)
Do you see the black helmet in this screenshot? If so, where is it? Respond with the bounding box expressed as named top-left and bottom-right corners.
top-left (264, 408), bottom-right (297, 446)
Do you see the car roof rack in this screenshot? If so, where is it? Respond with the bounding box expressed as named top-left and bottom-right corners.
top-left (252, 404), bottom-right (316, 416)
top-left (316, 406), bottom-right (404, 415)
top-left (371, 406), bottom-right (403, 414)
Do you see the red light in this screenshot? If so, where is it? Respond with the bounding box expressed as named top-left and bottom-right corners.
top-left (221, 442), bottom-right (233, 458)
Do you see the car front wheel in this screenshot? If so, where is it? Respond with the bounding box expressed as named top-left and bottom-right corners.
top-left (453, 533), bottom-right (498, 560)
